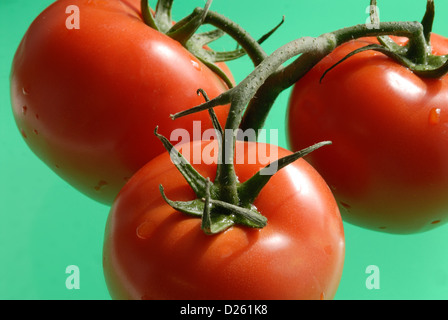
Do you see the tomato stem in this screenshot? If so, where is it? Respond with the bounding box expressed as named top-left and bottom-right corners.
top-left (369, 0), bottom-right (431, 64)
top-left (200, 178), bottom-right (215, 235)
top-left (173, 19), bottom-right (432, 134)
top-left (239, 15), bottom-right (440, 134)
top-left (171, 35), bottom-right (340, 211)
top-left (157, 0), bottom-right (447, 235)
top-left (369, 0), bottom-right (401, 53)
top-left (160, 80), bottom-right (332, 234)
top-left (140, 1), bottom-right (287, 87)
top-left (238, 0), bottom-right (444, 134)
top-left (200, 8), bottom-right (270, 67)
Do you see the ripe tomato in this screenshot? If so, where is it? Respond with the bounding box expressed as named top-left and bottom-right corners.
top-left (10, 0), bottom-right (232, 204)
top-left (287, 34), bottom-right (448, 233)
top-left (103, 140), bottom-right (345, 300)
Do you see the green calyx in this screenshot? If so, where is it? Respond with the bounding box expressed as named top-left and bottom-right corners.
top-left (321, 0), bottom-right (448, 81)
top-left (239, 0), bottom-right (448, 135)
top-left (153, 0), bottom-right (447, 235)
top-left (155, 89), bottom-right (330, 235)
top-left (140, 0), bottom-right (282, 88)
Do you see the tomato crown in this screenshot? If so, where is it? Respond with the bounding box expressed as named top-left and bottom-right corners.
top-left (239, 0), bottom-right (448, 133)
top-left (157, 89), bottom-right (330, 235)
top-left (140, 0), bottom-right (283, 88)
top-left (155, 0), bottom-right (447, 235)
top-left (320, 0), bottom-right (448, 82)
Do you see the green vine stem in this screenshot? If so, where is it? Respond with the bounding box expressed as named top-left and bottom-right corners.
top-left (239, 0), bottom-right (444, 134)
top-left (199, 8), bottom-right (273, 66)
top-left (157, 0), bottom-right (447, 235)
top-left (174, 20), bottom-right (427, 136)
top-left (140, 0), bottom-right (285, 87)
top-left (157, 82), bottom-right (330, 233)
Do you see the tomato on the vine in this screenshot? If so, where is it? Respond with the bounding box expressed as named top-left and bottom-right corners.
top-left (287, 34), bottom-right (448, 233)
top-left (10, 0), bottom-right (232, 204)
top-left (103, 140), bottom-right (345, 300)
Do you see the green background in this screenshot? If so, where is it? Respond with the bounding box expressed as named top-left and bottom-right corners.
top-left (1, 0), bottom-right (448, 300)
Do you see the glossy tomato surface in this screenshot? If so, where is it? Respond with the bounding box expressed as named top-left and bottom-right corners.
top-left (103, 140), bottom-right (345, 300)
top-left (10, 0), bottom-right (232, 204)
top-left (288, 35), bottom-right (448, 234)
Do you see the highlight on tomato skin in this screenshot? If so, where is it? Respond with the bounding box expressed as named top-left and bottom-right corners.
top-left (287, 34), bottom-right (448, 234)
top-left (102, 140), bottom-right (345, 300)
top-left (10, 0), bottom-right (233, 205)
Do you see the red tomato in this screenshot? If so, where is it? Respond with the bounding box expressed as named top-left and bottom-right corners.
top-left (287, 34), bottom-right (448, 233)
top-left (103, 140), bottom-right (345, 300)
top-left (10, 0), bottom-right (232, 204)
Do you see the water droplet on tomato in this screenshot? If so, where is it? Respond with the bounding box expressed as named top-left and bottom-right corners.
top-left (191, 59), bottom-right (201, 71)
top-left (94, 180), bottom-right (108, 191)
top-left (136, 220), bottom-right (156, 240)
top-left (20, 129), bottom-right (27, 139)
top-left (431, 220), bottom-right (441, 224)
top-left (33, 129), bottom-right (38, 135)
top-left (22, 106), bottom-right (27, 115)
top-left (22, 87), bottom-right (29, 95)
top-left (428, 107), bottom-right (442, 125)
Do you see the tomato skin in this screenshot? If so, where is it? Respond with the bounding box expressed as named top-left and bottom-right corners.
top-left (10, 0), bottom-right (231, 204)
top-left (287, 34), bottom-right (448, 233)
top-left (103, 140), bottom-right (345, 300)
